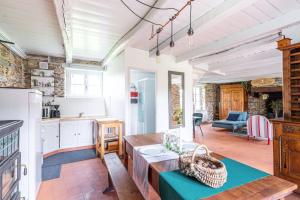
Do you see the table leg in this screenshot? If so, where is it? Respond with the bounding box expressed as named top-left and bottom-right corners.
top-left (193, 119), bottom-right (195, 138)
top-left (100, 125), bottom-right (105, 159)
top-left (118, 123), bottom-right (123, 157)
top-left (124, 141), bottom-right (128, 170)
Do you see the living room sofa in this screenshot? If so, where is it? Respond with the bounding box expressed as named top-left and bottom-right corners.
top-left (212, 111), bottom-right (248, 133)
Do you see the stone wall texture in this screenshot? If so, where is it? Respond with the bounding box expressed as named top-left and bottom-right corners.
top-left (205, 84), bottom-right (220, 121)
top-left (26, 55), bottom-right (65, 97)
top-left (248, 95), bottom-right (267, 116)
top-left (0, 45), bottom-right (102, 97)
top-left (0, 43), bottom-right (25, 88)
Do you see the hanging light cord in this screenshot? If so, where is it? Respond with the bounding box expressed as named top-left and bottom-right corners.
top-left (136, 0), bottom-right (179, 12)
top-left (189, 2), bottom-right (192, 29)
top-left (120, 0), bottom-right (163, 27)
top-left (149, 0), bottom-right (193, 40)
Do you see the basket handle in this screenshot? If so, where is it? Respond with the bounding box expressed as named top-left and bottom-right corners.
top-left (191, 145), bottom-right (210, 163)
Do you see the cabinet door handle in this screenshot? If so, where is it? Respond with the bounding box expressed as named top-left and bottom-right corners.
top-left (21, 164), bottom-right (28, 176)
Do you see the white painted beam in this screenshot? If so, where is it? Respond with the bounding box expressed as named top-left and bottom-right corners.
top-left (149, 0), bottom-right (259, 57)
top-left (207, 50), bottom-right (281, 72)
top-left (197, 65), bottom-right (282, 84)
top-left (0, 30), bottom-right (26, 58)
top-left (101, 0), bottom-right (168, 67)
top-left (53, 0), bottom-right (72, 63)
top-left (190, 34), bottom-right (279, 66)
top-left (177, 8), bottom-right (300, 62)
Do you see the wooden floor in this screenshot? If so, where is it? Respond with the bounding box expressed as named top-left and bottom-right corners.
top-left (37, 124), bottom-right (300, 200)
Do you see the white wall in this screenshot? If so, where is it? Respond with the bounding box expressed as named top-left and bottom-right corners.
top-left (130, 70), bottom-right (156, 134)
top-left (55, 97), bottom-right (106, 117)
top-left (103, 51), bottom-right (126, 121)
top-left (124, 48), bottom-right (194, 141)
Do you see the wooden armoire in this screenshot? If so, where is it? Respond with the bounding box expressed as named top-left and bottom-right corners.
top-left (272, 39), bottom-right (300, 193)
top-left (219, 84), bottom-right (247, 119)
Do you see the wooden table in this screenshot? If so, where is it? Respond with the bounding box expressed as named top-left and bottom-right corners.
top-left (123, 133), bottom-right (298, 200)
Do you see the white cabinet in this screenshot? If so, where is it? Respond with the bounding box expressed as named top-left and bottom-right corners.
top-left (60, 121), bottom-right (78, 149)
top-left (60, 120), bottom-right (93, 149)
top-left (41, 121), bottom-right (59, 154)
top-left (76, 120), bottom-right (93, 147)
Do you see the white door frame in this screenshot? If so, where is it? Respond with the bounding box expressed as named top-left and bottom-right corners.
top-left (127, 67), bottom-right (157, 135)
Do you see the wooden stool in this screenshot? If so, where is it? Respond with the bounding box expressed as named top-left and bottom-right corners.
top-left (96, 118), bottom-right (123, 159)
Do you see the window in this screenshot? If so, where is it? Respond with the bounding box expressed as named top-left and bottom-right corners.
top-left (193, 85), bottom-right (206, 112)
top-left (66, 68), bottom-right (102, 97)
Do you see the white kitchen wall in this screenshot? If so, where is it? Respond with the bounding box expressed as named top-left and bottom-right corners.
top-left (103, 51), bottom-right (126, 121)
top-left (55, 97), bottom-right (106, 117)
top-left (103, 47), bottom-right (194, 141)
top-left (124, 47), bottom-right (194, 141)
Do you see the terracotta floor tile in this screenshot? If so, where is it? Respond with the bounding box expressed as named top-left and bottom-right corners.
top-left (37, 125), bottom-right (300, 200)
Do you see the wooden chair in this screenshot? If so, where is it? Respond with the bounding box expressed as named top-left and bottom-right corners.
top-left (193, 113), bottom-right (204, 138)
top-left (96, 118), bottom-right (123, 159)
top-left (247, 115), bottom-right (273, 145)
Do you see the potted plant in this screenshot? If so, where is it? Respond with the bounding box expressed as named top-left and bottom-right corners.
top-left (270, 99), bottom-right (283, 118)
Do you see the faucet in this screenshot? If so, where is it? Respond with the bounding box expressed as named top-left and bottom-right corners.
top-left (79, 112), bottom-right (84, 118)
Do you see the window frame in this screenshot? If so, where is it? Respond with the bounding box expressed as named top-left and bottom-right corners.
top-left (193, 85), bottom-right (206, 112)
top-left (65, 68), bottom-right (103, 98)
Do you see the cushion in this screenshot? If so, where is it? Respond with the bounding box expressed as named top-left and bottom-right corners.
top-left (226, 113), bottom-right (240, 121)
top-left (238, 112), bottom-right (248, 121)
top-left (214, 120), bottom-right (246, 126)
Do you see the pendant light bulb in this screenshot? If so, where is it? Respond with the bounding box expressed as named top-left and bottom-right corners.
top-left (187, 1), bottom-right (194, 48)
top-left (156, 29), bottom-right (161, 63)
top-left (187, 27), bottom-right (194, 36)
top-left (156, 49), bottom-right (160, 56)
top-left (169, 18), bottom-right (175, 48)
top-left (170, 40), bottom-right (175, 48)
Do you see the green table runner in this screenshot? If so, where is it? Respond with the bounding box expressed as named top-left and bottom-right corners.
top-left (159, 158), bottom-right (270, 200)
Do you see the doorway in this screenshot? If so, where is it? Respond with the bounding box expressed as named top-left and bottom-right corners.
top-left (129, 70), bottom-right (156, 134)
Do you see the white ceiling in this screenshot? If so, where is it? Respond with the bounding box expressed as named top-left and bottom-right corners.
top-left (70, 0), bottom-right (152, 60)
top-left (1, 0), bottom-right (300, 83)
top-left (0, 0), bottom-right (64, 57)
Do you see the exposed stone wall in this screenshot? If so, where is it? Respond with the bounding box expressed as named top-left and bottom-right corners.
top-left (0, 43), bottom-right (25, 88)
top-left (25, 55), bottom-right (65, 97)
top-left (248, 95), bottom-right (267, 116)
top-left (171, 84), bottom-right (182, 126)
top-left (205, 84), bottom-right (220, 122)
top-left (1, 45), bottom-right (102, 98)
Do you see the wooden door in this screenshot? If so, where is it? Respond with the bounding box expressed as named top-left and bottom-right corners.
top-left (220, 84), bottom-right (246, 119)
top-left (220, 89), bottom-right (231, 119)
top-left (231, 90), bottom-right (244, 111)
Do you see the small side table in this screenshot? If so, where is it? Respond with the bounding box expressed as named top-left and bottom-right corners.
top-left (96, 118), bottom-right (123, 159)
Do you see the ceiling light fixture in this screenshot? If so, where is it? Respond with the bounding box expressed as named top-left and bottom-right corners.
top-left (156, 29), bottom-right (161, 57)
top-left (169, 18), bottom-right (175, 48)
top-left (187, 1), bottom-right (194, 37)
top-left (187, 1), bottom-right (194, 48)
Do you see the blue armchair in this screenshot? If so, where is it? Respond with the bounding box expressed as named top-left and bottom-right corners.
top-left (212, 112), bottom-right (248, 133)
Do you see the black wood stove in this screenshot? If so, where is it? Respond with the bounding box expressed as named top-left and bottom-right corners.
top-left (0, 120), bottom-right (23, 200)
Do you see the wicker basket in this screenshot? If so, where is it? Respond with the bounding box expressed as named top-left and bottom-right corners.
top-left (179, 145), bottom-right (227, 188)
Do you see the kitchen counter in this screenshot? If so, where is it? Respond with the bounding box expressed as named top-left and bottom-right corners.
top-left (42, 115), bottom-right (106, 123)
